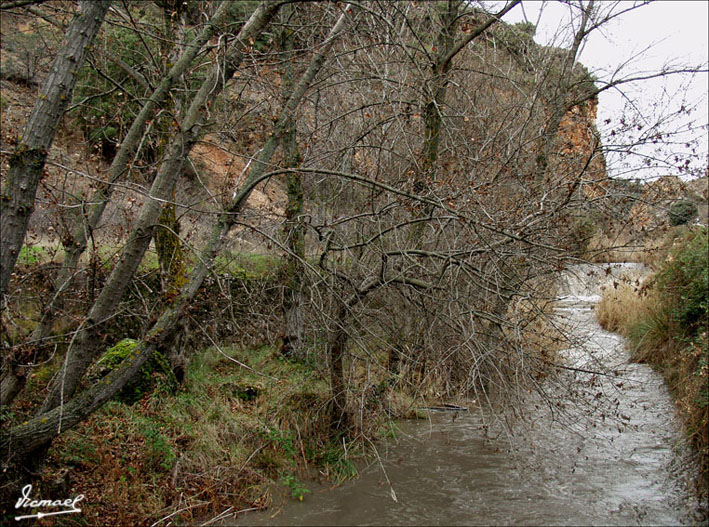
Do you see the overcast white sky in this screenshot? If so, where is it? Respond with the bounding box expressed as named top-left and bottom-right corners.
top-left (488, 0), bottom-right (709, 181)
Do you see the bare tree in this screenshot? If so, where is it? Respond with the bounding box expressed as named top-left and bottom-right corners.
top-left (2, 0), bottom-right (354, 461)
top-left (0, 0), bottom-right (111, 300)
top-left (39, 0), bottom-right (282, 413)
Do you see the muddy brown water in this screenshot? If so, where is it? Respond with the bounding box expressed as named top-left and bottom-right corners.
top-left (227, 264), bottom-right (700, 526)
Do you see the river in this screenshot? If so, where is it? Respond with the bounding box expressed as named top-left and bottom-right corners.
top-left (234, 263), bottom-right (700, 526)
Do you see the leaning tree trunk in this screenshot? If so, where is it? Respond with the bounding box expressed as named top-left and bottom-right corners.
top-left (0, 0), bottom-right (110, 410)
top-left (0, 360), bottom-right (23, 408)
top-left (40, 0), bottom-right (282, 413)
top-left (26, 0), bottom-right (233, 345)
top-left (0, 0), bottom-right (111, 300)
top-left (3, 2), bottom-right (353, 463)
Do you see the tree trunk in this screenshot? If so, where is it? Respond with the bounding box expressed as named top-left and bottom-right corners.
top-left (411, 0), bottom-right (519, 239)
top-left (40, 0), bottom-right (282, 413)
top-left (418, 0), bottom-right (459, 192)
top-left (153, 0), bottom-right (188, 300)
top-left (3, 3), bottom-right (352, 462)
top-left (0, 360), bottom-right (24, 408)
top-left (0, 0), bottom-right (111, 299)
top-left (408, 1), bottom-right (459, 245)
top-left (155, 192), bottom-right (187, 297)
top-left (279, 9), bottom-right (306, 361)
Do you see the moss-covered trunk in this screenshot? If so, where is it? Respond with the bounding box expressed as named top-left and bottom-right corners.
top-left (413, 0), bottom-right (459, 215)
top-left (153, 0), bottom-right (188, 301)
top-left (155, 197), bottom-right (187, 297)
top-left (279, 9), bottom-right (306, 361)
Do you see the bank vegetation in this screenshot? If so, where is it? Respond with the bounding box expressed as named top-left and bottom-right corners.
top-left (1, 0), bottom-right (705, 523)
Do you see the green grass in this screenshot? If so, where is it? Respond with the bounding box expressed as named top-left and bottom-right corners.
top-left (214, 251), bottom-right (282, 279)
top-left (40, 343), bottom-right (344, 523)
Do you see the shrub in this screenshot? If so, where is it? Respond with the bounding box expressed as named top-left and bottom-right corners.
top-left (668, 199), bottom-right (698, 226)
top-left (656, 227), bottom-right (708, 331)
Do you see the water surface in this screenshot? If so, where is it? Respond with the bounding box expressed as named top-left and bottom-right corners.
top-left (235, 264), bottom-right (698, 526)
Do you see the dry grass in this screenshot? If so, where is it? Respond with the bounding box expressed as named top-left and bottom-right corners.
top-left (596, 278), bottom-right (677, 365)
top-left (595, 281), bottom-right (650, 334)
top-left (586, 231), bottom-right (663, 265)
top-left (674, 332), bottom-right (709, 494)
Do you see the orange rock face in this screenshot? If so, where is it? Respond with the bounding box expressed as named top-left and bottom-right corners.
top-left (190, 136), bottom-right (286, 218)
top-left (555, 98), bottom-right (608, 200)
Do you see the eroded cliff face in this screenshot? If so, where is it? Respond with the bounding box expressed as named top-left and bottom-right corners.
top-left (461, 18), bottom-right (609, 211)
top-left (190, 136), bottom-right (286, 219)
top-left (556, 97), bottom-right (608, 199)
top-left (180, 49), bottom-right (610, 243)
top-left (1, 6), bottom-right (612, 251)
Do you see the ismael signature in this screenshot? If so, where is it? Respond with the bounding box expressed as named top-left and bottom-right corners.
top-left (14, 484), bottom-right (85, 521)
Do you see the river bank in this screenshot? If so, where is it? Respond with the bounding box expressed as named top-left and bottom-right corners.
top-left (232, 264), bottom-right (703, 526)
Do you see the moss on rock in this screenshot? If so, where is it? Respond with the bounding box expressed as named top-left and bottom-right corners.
top-left (93, 338), bottom-right (176, 403)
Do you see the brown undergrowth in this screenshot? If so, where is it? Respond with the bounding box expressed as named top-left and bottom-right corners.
top-left (1, 257), bottom-right (419, 525)
top-left (4, 342), bottom-right (411, 525)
